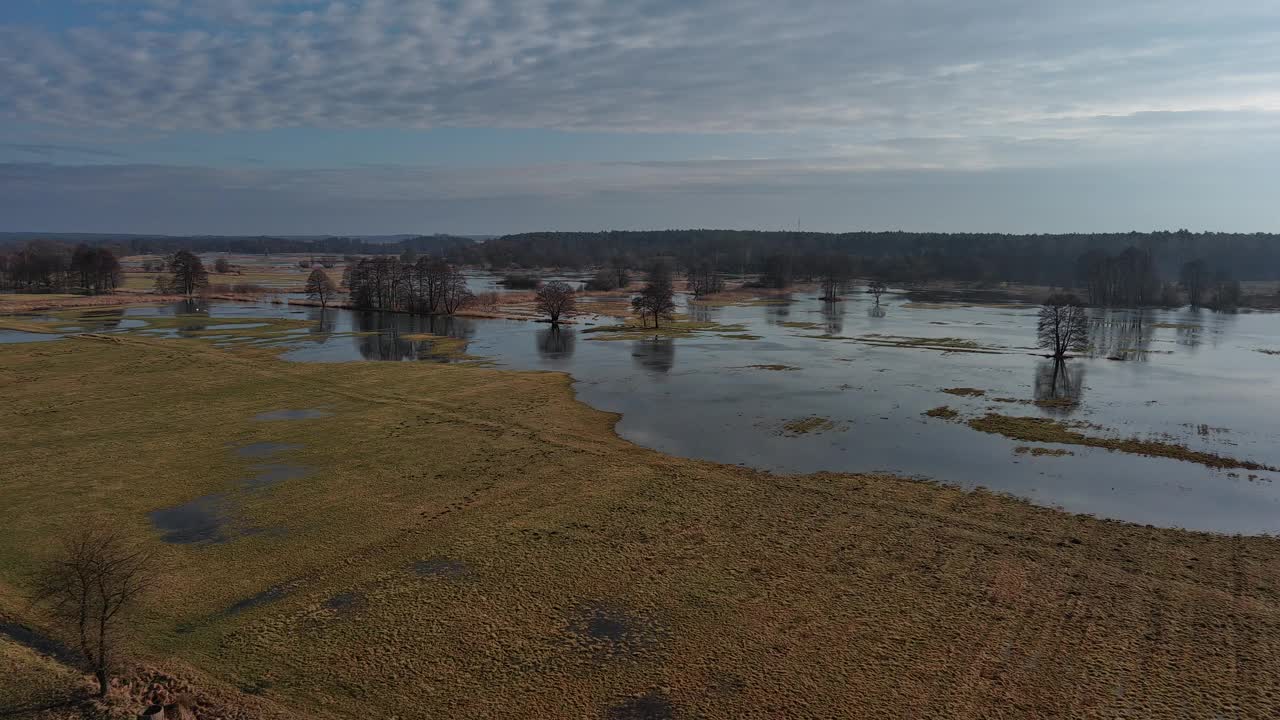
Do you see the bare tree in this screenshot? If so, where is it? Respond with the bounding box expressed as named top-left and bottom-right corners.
top-left (305, 268), bottom-right (337, 308)
top-left (819, 254), bottom-right (853, 301)
top-left (867, 278), bottom-right (887, 304)
top-left (686, 261), bottom-right (725, 297)
top-left (631, 261), bottom-right (676, 328)
top-left (1037, 293), bottom-right (1090, 358)
top-left (213, 257), bottom-right (231, 274)
top-left (32, 528), bottom-right (151, 697)
top-left (1179, 259), bottom-right (1208, 307)
top-left (535, 280), bottom-right (576, 324)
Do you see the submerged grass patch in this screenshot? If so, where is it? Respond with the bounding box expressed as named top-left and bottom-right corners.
top-left (779, 416), bottom-right (839, 435)
top-left (856, 334), bottom-right (1001, 354)
top-left (1014, 446), bottom-right (1075, 457)
top-left (968, 413), bottom-right (1274, 471)
top-left (583, 319), bottom-right (749, 341)
top-left (924, 406), bottom-right (959, 419)
top-left (941, 387), bottom-right (986, 397)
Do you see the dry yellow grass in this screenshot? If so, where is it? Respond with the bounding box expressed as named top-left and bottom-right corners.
top-left (2, 335), bottom-right (1280, 718)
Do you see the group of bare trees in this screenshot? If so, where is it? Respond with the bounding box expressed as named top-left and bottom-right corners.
top-left (686, 261), bottom-right (725, 297)
top-left (344, 257), bottom-right (473, 314)
top-left (153, 250), bottom-right (209, 296)
top-left (0, 241), bottom-right (122, 294)
top-left (1076, 247), bottom-right (1162, 307)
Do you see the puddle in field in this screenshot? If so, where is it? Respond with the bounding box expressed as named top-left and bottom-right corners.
top-left (567, 603), bottom-right (664, 654)
top-left (0, 330), bottom-right (64, 344)
top-left (253, 409), bottom-right (331, 421)
top-left (149, 494), bottom-right (232, 545)
top-left (223, 586), bottom-right (290, 616)
top-left (607, 689), bottom-right (677, 720)
top-left (234, 442), bottom-right (302, 458)
top-left (243, 464), bottom-right (312, 489)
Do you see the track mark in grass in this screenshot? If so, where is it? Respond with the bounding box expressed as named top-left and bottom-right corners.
top-left (253, 408), bottom-right (331, 421)
top-left (413, 557), bottom-right (471, 579)
top-left (224, 586), bottom-right (290, 617)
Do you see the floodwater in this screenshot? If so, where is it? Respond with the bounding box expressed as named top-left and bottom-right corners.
top-left (12, 289), bottom-right (1280, 534)
top-left (0, 329), bottom-right (63, 343)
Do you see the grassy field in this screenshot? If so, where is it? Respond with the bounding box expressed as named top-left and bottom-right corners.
top-left (2, 332), bottom-right (1280, 717)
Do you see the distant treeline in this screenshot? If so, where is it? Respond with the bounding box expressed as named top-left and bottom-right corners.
top-left (459, 230), bottom-right (1280, 286)
top-left (0, 233), bottom-right (475, 259)
top-left (6, 228), bottom-right (1280, 292)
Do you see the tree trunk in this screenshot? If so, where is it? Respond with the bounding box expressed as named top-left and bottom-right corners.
top-left (95, 667), bottom-right (109, 697)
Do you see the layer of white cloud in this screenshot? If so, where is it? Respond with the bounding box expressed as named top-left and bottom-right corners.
top-left (3, 0), bottom-right (1279, 140)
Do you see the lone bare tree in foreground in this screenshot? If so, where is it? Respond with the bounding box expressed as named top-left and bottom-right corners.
top-left (1037, 293), bottom-right (1090, 359)
top-left (535, 280), bottom-right (576, 324)
top-left (33, 528), bottom-right (151, 697)
top-left (305, 268), bottom-right (337, 308)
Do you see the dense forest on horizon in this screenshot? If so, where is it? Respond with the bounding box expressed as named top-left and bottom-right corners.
top-left (4, 229), bottom-right (1280, 287)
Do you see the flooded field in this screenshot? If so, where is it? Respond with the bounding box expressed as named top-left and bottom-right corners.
top-left (8, 284), bottom-right (1280, 534)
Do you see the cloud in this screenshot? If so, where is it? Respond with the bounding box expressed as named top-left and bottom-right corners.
top-left (1, 0), bottom-right (1278, 139)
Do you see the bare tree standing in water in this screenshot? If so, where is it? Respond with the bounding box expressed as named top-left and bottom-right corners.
top-left (1037, 293), bottom-right (1090, 358)
top-left (535, 281), bottom-right (577, 324)
top-left (33, 528), bottom-right (152, 697)
top-left (867, 278), bottom-right (887, 304)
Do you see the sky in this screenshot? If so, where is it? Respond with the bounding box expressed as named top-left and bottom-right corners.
top-left (1, 0), bottom-right (1279, 235)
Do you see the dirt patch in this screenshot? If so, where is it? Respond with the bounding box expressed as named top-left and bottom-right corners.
top-left (322, 592), bottom-right (366, 616)
top-left (412, 558), bottom-right (472, 579)
top-left (968, 414), bottom-right (1275, 471)
top-left (607, 689), bottom-right (676, 720)
top-left (567, 604), bottom-right (664, 656)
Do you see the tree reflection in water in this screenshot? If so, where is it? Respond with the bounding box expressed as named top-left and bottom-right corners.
top-left (820, 300), bottom-right (846, 336)
top-left (536, 326), bottom-right (576, 360)
top-left (763, 295), bottom-right (794, 325)
top-left (867, 304), bottom-right (886, 319)
top-left (631, 338), bottom-right (675, 374)
top-left (1088, 309), bottom-right (1154, 361)
top-left (1034, 359), bottom-right (1085, 415)
top-left (352, 310), bottom-right (475, 361)
top-left (307, 308), bottom-right (336, 339)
